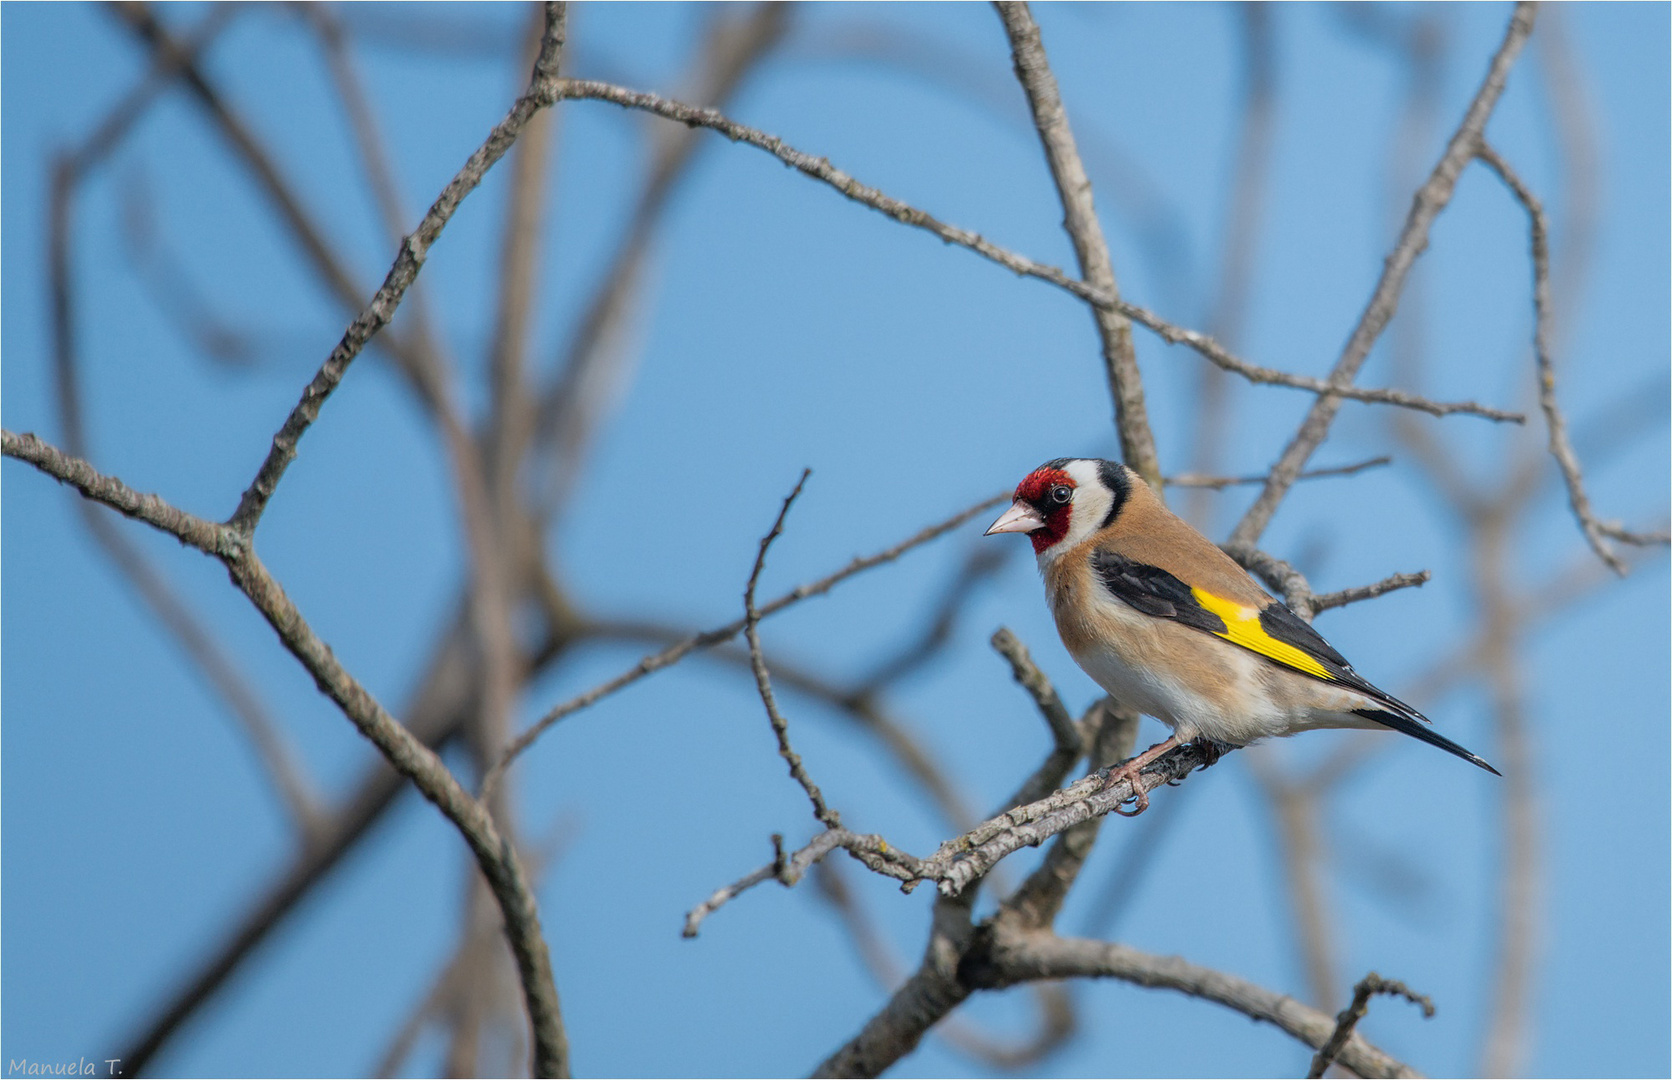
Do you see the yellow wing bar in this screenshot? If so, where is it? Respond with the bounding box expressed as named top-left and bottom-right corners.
top-left (1190, 589), bottom-right (1332, 681)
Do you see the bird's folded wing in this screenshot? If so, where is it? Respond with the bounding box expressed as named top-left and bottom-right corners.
top-left (1090, 550), bottom-right (1411, 711)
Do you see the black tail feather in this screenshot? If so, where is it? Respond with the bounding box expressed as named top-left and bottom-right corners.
top-left (1352, 708), bottom-right (1502, 776)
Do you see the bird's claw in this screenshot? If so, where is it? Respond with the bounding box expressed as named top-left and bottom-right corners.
top-left (1102, 761), bottom-right (1150, 816)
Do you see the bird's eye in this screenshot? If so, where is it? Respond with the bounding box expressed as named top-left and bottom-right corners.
top-left (1049, 485), bottom-right (1073, 505)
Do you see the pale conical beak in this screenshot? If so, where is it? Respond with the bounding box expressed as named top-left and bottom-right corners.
top-left (985, 500), bottom-right (1045, 536)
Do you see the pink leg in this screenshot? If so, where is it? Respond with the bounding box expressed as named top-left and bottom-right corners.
top-left (1102, 734), bottom-right (1181, 817)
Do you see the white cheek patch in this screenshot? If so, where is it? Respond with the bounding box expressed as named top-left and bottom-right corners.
top-left (1058, 459), bottom-right (1113, 550)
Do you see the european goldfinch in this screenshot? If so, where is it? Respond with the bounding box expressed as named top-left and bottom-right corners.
top-left (986, 458), bottom-right (1498, 813)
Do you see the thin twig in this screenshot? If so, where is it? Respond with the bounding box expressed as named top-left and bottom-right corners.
top-left (1311, 569), bottom-right (1431, 615)
top-left (1228, 543), bottom-right (1429, 621)
top-left (552, 78), bottom-right (1521, 424)
top-left (4, 431), bottom-right (233, 554)
top-left (684, 725), bottom-right (1207, 935)
top-left (1474, 140), bottom-right (1666, 573)
top-left (1307, 972), bottom-right (1435, 1079)
top-left (481, 492), bottom-right (1009, 797)
top-left (1228, 2), bottom-right (1538, 552)
top-left (744, 470), bottom-right (841, 828)
top-left (683, 827), bottom-right (923, 937)
top-left (1166, 456), bottom-right (1391, 491)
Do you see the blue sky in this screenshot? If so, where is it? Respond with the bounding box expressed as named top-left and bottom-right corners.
top-left (3, 3), bottom-right (1667, 1077)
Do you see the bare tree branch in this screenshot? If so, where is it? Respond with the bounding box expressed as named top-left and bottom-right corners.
top-left (19, 6), bottom-right (1664, 1077)
top-left (815, 907), bottom-right (1420, 1078)
top-left (1475, 140), bottom-right (1668, 573)
top-left (994, 0), bottom-right (1160, 489)
top-left (1226, 533), bottom-right (1429, 622)
top-left (3, 424), bottom-right (573, 1077)
top-left (114, 602), bottom-right (530, 1073)
top-left (687, 701), bottom-right (1177, 937)
top-left (811, 860), bottom-right (1077, 1072)
top-left (1228, 1), bottom-right (1538, 552)
top-left (1001, 702), bottom-right (1139, 931)
top-left (911, 740), bottom-right (1214, 899)
top-left (1005, 936), bottom-right (1421, 1080)
top-left (683, 828), bottom-right (924, 938)
top-left (4, 431), bottom-right (231, 554)
top-left (743, 470), bottom-right (842, 828)
top-left (1311, 569), bottom-right (1431, 615)
top-left (551, 79), bottom-right (1522, 424)
top-left (227, 4), bottom-right (571, 533)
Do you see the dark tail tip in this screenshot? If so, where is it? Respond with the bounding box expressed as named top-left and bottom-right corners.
top-left (1353, 709), bottom-right (1501, 776)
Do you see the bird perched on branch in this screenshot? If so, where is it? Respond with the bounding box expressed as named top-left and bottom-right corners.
top-left (986, 457), bottom-right (1498, 813)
